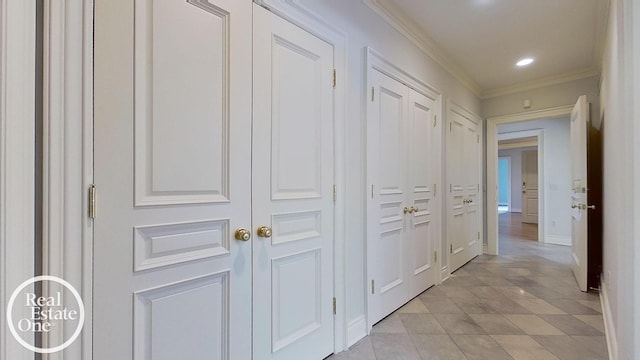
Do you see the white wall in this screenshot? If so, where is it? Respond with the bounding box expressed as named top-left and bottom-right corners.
top-left (298, 0), bottom-right (482, 344)
top-left (497, 146), bottom-right (536, 213)
top-left (498, 118), bottom-right (572, 245)
top-left (483, 76), bottom-right (600, 121)
top-left (599, 0), bottom-right (640, 358)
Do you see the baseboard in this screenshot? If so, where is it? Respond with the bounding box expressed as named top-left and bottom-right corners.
top-left (544, 235), bottom-right (571, 246)
top-left (346, 315), bottom-right (367, 347)
top-left (511, 208), bottom-right (522, 213)
top-left (601, 280), bottom-right (618, 360)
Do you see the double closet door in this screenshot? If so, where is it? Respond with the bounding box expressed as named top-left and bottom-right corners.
top-left (94, 2), bottom-right (335, 360)
top-left (367, 69), bottom-right (439, 325)
top-left (447, 105), bottom-right (482, 272)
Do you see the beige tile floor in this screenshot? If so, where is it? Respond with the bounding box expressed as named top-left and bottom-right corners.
top-left (328, 214), bottom-right (607, 359)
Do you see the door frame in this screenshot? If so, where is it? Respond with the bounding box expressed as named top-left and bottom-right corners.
top-left (497, 156), bottom-right (511, 212)
top-left (365, 46), bottom-right (443, 329)
top-left (40, 0), bottom-right (94, 357)
top-left (445, 100), bottom-right (483, 276)
top-left (45, 0), bottom-right (351, 356)
top-left (486, 105), bottom-right (572, 255)
top-left (1, 1), bottom-right (36, 358)
top-left (254, 0), bottom-right (348, 351)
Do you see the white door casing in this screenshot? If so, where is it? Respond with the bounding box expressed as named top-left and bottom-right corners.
top-left (521, 150), bottom-right (539, 224)
top-left (93, 0), bottom-right (252, 359)
top-left (253, 5), bottom-right (335, 359)
top-left (570, 95), bottom-right (589, 292)
top-left (367, 67), bottom-right (438, 325)
top-left (448, 103), bottom-right (482, 273)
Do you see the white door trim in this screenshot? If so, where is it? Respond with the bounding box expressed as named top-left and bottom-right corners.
top-left (0, 1), bottom-right (36, 358)
top-left (41, 0), bottom-right (94, 357)
top-left (486, 105), bottom-right (572, 254)
top-left (253, 0), bottom-right (349, 351)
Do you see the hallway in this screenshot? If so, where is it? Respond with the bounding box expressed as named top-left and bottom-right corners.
top-left (331, 227), bottom-right (606, 359)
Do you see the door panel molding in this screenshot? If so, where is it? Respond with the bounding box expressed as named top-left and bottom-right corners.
top-left (253, 1), bottom-right (350, 350)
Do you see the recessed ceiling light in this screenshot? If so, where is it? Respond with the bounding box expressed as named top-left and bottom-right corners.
top-left (516, 58), bottom-right (534, 67)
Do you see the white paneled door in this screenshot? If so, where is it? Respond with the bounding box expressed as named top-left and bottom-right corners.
top-left (570, 95), bottom-right (589, 292)
top-left (253, 5), bottom-right (335, 360)
top-left (367, 68), bottom-right (438, 325)
top-left (95, 2), bottom-right (336, 360)
top-left (94, 0), bottom-right (252, 359)
top-left (448, 105), bottom-right (482, 273)
top-left (521, 150), bottom-right (539, 224)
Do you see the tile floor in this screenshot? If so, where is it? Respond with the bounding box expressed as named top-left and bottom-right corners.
top-left (329, 214), bottom-right (607, 360)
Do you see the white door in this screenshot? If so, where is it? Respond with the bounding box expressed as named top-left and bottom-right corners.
top-left (367, 69), bottom-right (437, 325)
top-left (94, 0), bottom-right (252, 359)
top-left (570, 95), bottom-right (589, 292)
top-left (521, 150), bottom-right (539, 224)
top-left (448, 108), bottom-right (481, 272)
top-left (253, 5), bottom-right (335, 359)
top-left (407, 90), bottom-right (438, 298)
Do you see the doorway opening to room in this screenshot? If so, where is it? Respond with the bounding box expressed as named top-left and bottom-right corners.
top-left (487, 108), bottom-right (574, 256)
top-left (496, 132), bottom-right (540, 253)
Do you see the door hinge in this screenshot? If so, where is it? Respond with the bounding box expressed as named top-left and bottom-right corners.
top-left (433, 115), bottom-right (437, 128)
top-left (477, 232), bottom-right (480, 240)
top-left (477, 134), bottom-right (480, 143)
top-left (371, 280), bottom-right (375, 294)
top-left (371, 184), bottom-right (374, 199)
top-left (89, 184), bottom-right (96, 219)
top-left (371, 86), bottom-right (375, 101)
top-left (450, 244), bottom-right (453, 254)
top-left (450, 184), bottom-right (452, 193)
top-left (333, 184), bottom-right (337, 202)
top-left (434, 184), bottom-right (437, 196)
top-left (333, 297), bottom-right (336, 315)
top-left (434, 251), bottom-right (437, 262)
top-left (449, 122), bottom-right (452, 132)
top-left (333, 69), bottom-right (336, 88)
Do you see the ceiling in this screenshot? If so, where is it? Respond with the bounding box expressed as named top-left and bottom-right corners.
top-left (370, 0), bottom-right (608, 97)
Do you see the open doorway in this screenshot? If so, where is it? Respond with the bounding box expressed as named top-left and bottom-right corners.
top-left (487, 108), bottom-right (573, 255)
top-left (496, 133), bottom-right (540, 250)
top-left (497, 156), bottom-right (511, 213)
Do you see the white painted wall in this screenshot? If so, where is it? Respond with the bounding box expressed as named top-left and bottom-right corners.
top-left (483, 76), bottom-right (600, 121)
top-left (498, 118), bottom-right (572, 245)
top-left (298, 0), bottom-right (481, 344)
top-left (497, 146), bottom-right (537, 213)
top-left (599, 0), bottom-right (640, 358)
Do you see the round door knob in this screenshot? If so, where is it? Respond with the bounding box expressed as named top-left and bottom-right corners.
top-left (404, 207), bottom-right (411, 214)
top-left (411, 206), bottom-right (419, 213)
top-left (234, 228), bottom-right (251, 241)
top-left (257, 226), bottom-right (272, 238)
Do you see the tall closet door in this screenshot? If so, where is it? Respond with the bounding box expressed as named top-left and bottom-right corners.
top-left (367, 69), bottom-right (410, 325)
top-left (93, 0), bottom-right (252, 359)
top-left (253, 5), bottom-right (335, 360)
top-left (367, 69), bottom-right (438, 325)
top-left (448, 105), bottom-right (482, 273)
top-left (407, 90), bottom-right (438, 297)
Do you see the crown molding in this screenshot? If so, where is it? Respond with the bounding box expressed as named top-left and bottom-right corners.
top-left (362, 0), bottom-right (482, 97)
top-left (481, 67), bottom-right (601, 99)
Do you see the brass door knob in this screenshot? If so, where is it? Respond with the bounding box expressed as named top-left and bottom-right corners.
top-left (257, 226), bottom-right (272, 238)
top-left (404, 207), bottom-right (411, 214)
top-left (571, 204), bottom-right (579, 209)
top-left (411, 206), bottom-right (419, 213)
top-left (235, 228), bottom-right (251, 241)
